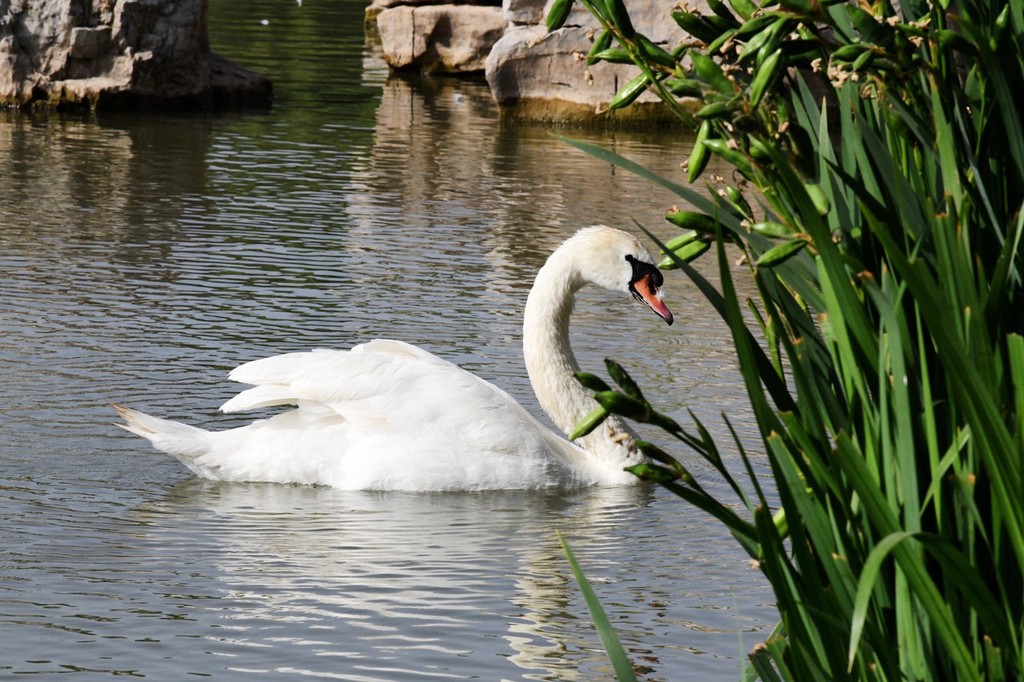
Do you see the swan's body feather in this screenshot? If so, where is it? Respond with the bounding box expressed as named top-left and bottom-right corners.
top-left (119, 341), bottom-right (601, 490)
top-left (116, 227), bottom-right (672, 491)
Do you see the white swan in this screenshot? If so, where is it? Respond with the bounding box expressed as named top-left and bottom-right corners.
top-left (115, 226), bottom-right (673, 491)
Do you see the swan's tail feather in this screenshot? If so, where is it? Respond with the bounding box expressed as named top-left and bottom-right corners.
top-left (113, 404), bottom-right (219, 479)
top-left (220, 385), bottom-right (299, 413)
top-left (228, 350), bottom-right (329, 385)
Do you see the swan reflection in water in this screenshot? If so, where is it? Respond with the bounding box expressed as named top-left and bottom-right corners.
top-left (130, 480), bottom-right (671, 680)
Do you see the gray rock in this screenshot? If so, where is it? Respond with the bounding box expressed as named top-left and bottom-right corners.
top-left (69, 27), bottom-right (111, 60)
top-left (0, 0), bottom-right (271, 109)
top-left (502, 0), bottom-right (545, 26)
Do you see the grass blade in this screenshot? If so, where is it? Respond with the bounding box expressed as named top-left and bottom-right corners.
top-left (557, 532), bottom-right (638, 682)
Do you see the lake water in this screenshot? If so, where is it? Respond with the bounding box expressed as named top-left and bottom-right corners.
top-left (0, 1), bottom-right (775, 679)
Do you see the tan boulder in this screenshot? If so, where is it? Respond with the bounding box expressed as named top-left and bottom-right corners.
top-left (376, 5), bottom-right (508, 74)
top-left (482, 0), bottom-right (698, 124)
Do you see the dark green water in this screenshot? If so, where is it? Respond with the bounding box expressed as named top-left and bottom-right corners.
top-left (0, 1), bottom-right (772, 679)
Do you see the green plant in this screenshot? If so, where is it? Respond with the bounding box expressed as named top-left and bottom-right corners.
top-left (558, 532), bottom-right (639, 682)
top-left (549, 0), bottom-right (1024, 679)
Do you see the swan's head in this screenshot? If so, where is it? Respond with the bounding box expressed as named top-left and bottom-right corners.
top-left (565, 226), bottom-right (674, 325)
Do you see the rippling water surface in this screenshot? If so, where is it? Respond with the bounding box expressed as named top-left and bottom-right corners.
top-left (0, 0), bottom-right (773, 678)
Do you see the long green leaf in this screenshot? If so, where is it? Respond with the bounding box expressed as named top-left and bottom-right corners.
top-left (848, 532), bottom-right (913, 671)
top-left (557, 533), bottom-right (638, 682)
top-left (1011, 334), bottom-right (1024, 452)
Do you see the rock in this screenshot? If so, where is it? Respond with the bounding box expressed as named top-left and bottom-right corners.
top-left (365, 0), bottom-right (700, 124)
top-left (485, 0), bottom-right (694, 124)
top-left (69, 27), bottom-right (111, 60)
top-left (207, 52), bottom-right (275, 109)
top-left (376, 5), bottom-right (507, 74)
top-left (364, 0), bottom-right (498, 27)
top-left (502, 0), bottom-right (545, 25)
top-left (0, 0), bottom-right (272, 109)
top-left (368, 0), bottom-right (494, 11)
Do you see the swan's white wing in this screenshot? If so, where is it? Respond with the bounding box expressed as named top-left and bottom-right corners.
top-left (223, 341), bottom-right (521, 432)
top-left (207, 340), bottom-right (585, 489)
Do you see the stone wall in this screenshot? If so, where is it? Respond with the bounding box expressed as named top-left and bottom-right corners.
top-left (0, 0), bottom-right (272, 109)
top-left (368, 0), bottom-right (696, 125)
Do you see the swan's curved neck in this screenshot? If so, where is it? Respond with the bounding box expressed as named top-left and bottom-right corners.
top-left (522, 249), bottom-right (639, 465)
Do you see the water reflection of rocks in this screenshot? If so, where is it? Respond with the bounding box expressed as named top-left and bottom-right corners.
top-left (0, 111), bottom-right (211, 265)
top-left (351, 71), bottom-right (698, 284)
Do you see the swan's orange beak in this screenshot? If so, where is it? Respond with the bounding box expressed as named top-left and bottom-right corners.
top-left (632, 272), bottom-right (674, 325)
